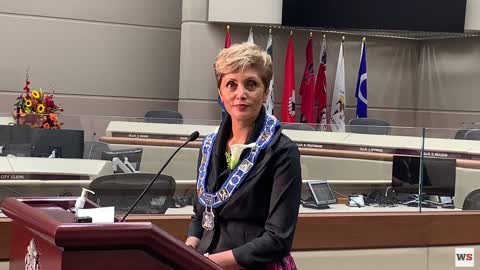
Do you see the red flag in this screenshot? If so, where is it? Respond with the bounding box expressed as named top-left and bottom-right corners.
top-left (224, 25), bottom-right (231, 48)
top-left (299, 37), bottom-right (315, 123)
top-left (314, 37), bottom-right (328, 130)
top-left (218, 25), bottom-right (231, 116)
top-left (281, 35), bottom-right (296, 123)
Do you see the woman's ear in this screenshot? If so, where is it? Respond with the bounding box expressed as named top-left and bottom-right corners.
top-left (218, 89), bottom-right (224, 103)
top-left (263, 88), bottom-right (270, 102)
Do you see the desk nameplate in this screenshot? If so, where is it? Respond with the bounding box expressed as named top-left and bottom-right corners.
top-left (296, 141), bottom-right (478, 159)
top-left (111, 132), bottom-right (203, 141)
top-left (0, 174), bottom-right (89, 181)
top-left (111, 135), bottom-right (479, 159)
top-left (100, 136), bottom-right (480, 168)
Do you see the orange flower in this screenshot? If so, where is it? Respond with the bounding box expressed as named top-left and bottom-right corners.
top-left (43, 122), bottom-right (50, 129)
top-left (49, 113), bottom-right (57, 121)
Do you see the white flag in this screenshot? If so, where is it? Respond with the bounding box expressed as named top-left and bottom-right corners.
top-left (330, 41), bottom-right (346, 132)
top-left (247, 28), bottom-right (255, 44)
top-left (265, 31), bottom-right (274, 115)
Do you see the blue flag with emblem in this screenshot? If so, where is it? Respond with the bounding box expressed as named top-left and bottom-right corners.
top-left (355, 39), bottom-right (368, 118)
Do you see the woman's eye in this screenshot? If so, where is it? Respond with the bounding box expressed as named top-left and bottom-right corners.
top-left (246, 80), bottom-right (257, 89)
top-left (226, 81), bottom-right (236, 89)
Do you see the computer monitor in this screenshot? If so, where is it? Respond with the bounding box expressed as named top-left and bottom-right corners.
top-left (101, 148), bottom-right (143, 173)
top-left (307, 180), bottom-right (336, 206)
top-left (391, 155), bottom-right (456, 196)
top-left (0, 125), bottom-right (33, 157)
top-left (31, 128), bottom-right (84, 159)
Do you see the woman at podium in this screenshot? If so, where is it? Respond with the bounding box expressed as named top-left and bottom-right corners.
top-left (185, 43), bottom-right (302, 269)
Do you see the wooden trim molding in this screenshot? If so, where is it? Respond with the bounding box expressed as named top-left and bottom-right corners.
top-left (0, 211), bottom-right (479, 260)
top-left (99, 136), bottom-right (480, 169)
top-left (128, 212), bottom-right (480, 251)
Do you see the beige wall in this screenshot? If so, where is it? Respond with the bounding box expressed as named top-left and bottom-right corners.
top-left (416, 37), bottom-right (480, 128)
top-left (208, 0), bottom-right (282, 24)
top-left (465, 0), bottom-right (480, 31)
top-left (0, 0), bottom-right (182, 117)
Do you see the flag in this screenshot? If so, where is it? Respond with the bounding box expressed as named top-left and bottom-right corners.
top-left (265, 30), bottom-right (274, 115)
top-left (224, 26), bottom-right (231, 48)
top-left (281, 35), bottom-right (296, 123)
top-left (247, 28), bottom-right (254, 44)
top-left (218, 25), bottom-right (231, 118)
top-left (355, 39), bottom-right (368, 118)
top-left (314, 36), bottom-right (328, 130)
top-left (330, 40), bottom-right (346, 132)
top-left (299, 36), bottom-right (315, 123)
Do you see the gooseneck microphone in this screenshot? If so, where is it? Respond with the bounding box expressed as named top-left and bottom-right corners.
top-left (119, 131), bottom-right (200, 222)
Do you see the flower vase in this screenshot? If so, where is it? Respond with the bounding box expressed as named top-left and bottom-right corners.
top-left (24, 114), bottom-right (45, 128)
top-left (12, 112), bottom-right (61, 129)
top-left (12, 112), bottom-right (43, 128)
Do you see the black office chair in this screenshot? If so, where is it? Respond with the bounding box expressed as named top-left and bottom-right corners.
top-left (282, 123), bottom-right (315, 131)
top-left (454, 129), bottom-right (470, 139)
top-left (88, 173), bottom-right (176, 215)
top-left (464, 129), bottom-right (480, 140)
top-left (463, 189), bottom-right (480, 210)
top-left (144, 110), bottom-right (183, 124)
top-left (348, 118), bottom-right (391, 135)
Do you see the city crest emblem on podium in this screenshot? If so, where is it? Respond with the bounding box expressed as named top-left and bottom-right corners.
top-left (25, 239), bottom-right (40, 270)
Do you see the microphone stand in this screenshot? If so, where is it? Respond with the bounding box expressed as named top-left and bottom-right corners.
top-left (119, 131), bottom-right (199, 222)
top-left (87, 132), bottom-right (97, 159)
top-left (16, 106), bottom-right (20, 126)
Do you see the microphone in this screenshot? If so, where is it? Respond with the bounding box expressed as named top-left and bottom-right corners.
top-left (119, 131), bottom-right (200, 222)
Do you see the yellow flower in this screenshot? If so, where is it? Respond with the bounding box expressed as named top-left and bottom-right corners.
top-left (31, 90), bottom-right (40, 99)
top-left (36, 104), bottom-right (45, 113)
top-left (25, 99), bottom-right (33, 107)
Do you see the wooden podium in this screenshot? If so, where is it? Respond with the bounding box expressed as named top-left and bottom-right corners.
top-left (1, 197), bottom-right (222, 270)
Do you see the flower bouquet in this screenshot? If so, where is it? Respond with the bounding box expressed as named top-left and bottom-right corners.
top-left (13, 77), bottom-right (63, 129)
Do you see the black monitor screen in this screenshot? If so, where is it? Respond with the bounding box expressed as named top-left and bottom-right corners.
top-left (0, 125), bottom-right (33, 157)
top-left (308, 180), bottom-right (336, 205)
top-left (392, 156), bottom-right (456, 196)
top-left (282, 0), bottom-right (467, 33)
top-left (31, 128), bottom-right (84, 159)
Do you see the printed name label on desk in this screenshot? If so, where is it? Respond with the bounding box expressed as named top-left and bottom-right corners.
top-left (0, 174), bottom-right (89, 180)
top-left (112, 132), bottom-right (198, 141)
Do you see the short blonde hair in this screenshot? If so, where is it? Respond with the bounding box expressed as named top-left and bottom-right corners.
top-left (214, 42), bottom-right (272, 90)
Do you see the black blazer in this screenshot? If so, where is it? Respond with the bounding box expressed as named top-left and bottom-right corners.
top-left (187, 110), bottom-right (302, 269)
